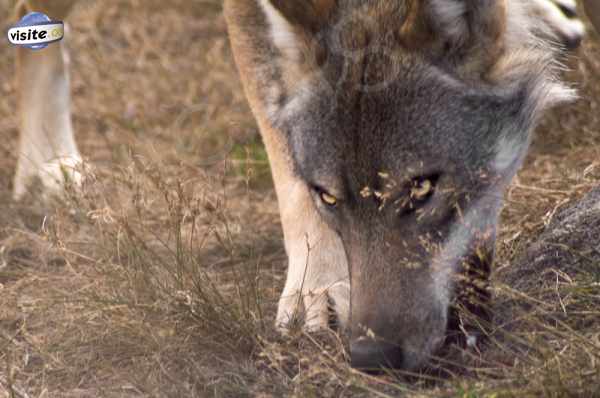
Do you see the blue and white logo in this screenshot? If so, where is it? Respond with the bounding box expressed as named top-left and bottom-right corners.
top-left (7, 12), bottom-right (64, 50)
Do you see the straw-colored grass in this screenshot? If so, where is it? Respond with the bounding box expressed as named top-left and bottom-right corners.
top-left (1, 1), bottom-right (599, 396)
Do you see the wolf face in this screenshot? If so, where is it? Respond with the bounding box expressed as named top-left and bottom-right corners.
top-left (284, 64), bottom-right (528, 370)
top-left (225, 0), bottom-right (575, 371)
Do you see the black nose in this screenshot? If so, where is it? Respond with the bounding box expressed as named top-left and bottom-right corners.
top-left (350, 338), bottom-right (404, 371)
top-left (562, 33), bottom-right (583, 50)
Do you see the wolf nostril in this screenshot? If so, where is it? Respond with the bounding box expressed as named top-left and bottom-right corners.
top-left (561, 33), bottom-right (583, 50)
top-left (350, 338), bottom-right (404, 372)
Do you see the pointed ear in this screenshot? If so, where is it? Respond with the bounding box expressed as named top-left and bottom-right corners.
top-left (403, 0), bottom-right (507, 76)
top-left (263, 0), bottom-right (336, 34)
top-left (258, 0), bottom-right (334, 64)
top-left (225, 0), bottom-right (335, 123)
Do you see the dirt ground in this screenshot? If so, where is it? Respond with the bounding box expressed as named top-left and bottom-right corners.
top-left (1, 1), bottom-right (599, 397)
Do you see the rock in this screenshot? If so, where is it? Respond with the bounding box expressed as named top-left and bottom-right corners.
top-left (492, 186), bottom-right (600, 338)
top-left (502, 186), bottom-right (600, 292)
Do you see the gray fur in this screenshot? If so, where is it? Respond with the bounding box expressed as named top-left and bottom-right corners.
top-left (226, 0), bottom-right (581, 371)
top-left (2, 0), bottom-right (586, 372)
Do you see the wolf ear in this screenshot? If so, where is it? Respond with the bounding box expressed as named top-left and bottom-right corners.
top-left (259, 0), bottom-right (334, 63)
top-left (225, 0), bottom-right (335, 123)
top-left (404, 0), bottom-right (507, 75)
top-left (261, 0), bottom-right (336, 33)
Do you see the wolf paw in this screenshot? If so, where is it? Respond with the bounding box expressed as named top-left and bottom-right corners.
top-left (13, 155), bottom-right (85, 201)
top-left (276, 288), bottom-right (330, 333)
top-left (276, 281), bottom-right (349, 333)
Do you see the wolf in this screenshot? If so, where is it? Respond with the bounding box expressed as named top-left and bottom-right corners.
top-left (6, 0), bottom-right (587, 371)
top-left (223, 0), bottom-right (587, 371)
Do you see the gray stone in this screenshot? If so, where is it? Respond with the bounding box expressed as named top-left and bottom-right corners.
top-left (503, 186), bottom-right (600, 292)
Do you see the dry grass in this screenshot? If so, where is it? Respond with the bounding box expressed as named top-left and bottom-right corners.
top-left (1, 1), bottom-right (599, 397)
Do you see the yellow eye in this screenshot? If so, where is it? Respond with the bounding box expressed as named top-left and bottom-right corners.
top-left (320, 192), bottom-right (338, 206)
top-left (411, 179), bottom-right (433, 200)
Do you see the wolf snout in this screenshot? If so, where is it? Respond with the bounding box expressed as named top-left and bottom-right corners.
top-left (350, 337), bottom-right (404, 372)
top-left (350, 334), bottom-right (446, 372)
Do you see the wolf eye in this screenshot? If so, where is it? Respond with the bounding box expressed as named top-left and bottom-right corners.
top-left (411, 178), bottom-right (434, 201)
top-left (320, 191), bottom-right (338, 207)
top-left (312, 186), bottom-right (339, 208)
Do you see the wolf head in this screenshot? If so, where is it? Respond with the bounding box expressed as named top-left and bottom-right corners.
top-left (226, 0), bottom-right (574, 371)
